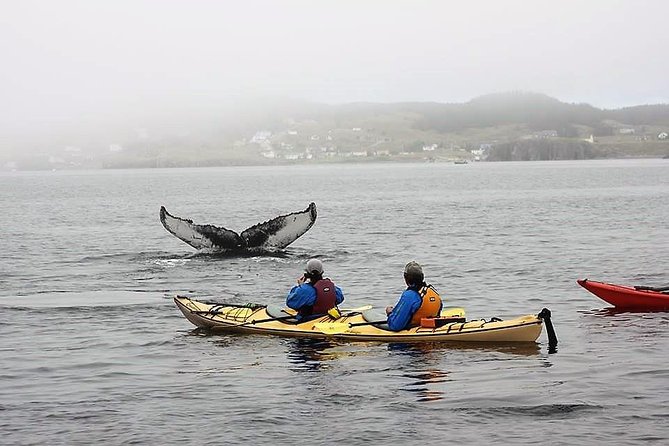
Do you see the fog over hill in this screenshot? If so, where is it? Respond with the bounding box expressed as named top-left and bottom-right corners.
top-left (3, 1), bottom-right (667, 168)
top-left (2, 92), bottom-right (668, 170)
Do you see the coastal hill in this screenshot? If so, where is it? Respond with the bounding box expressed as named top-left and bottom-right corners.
top-left (4, 92), bottom-right (669, 170)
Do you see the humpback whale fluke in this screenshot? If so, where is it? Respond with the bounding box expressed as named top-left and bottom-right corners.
top-left (159, 203), bottom-right (317, 252)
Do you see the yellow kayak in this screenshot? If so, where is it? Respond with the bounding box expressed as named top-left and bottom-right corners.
top-left (174, 296), bottom-right (553, 344)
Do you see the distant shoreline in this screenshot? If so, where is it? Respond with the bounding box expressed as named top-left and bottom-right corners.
top-left (2, 155), bottom-right (668, 173)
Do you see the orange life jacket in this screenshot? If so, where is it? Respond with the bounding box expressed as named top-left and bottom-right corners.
top-left (409, 284), bottom-right (442, 326)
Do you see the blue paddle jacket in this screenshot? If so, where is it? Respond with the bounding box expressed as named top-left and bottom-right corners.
top-left (286, 281), bottom-right (344, 320)
top-left (387, 286), bottom-right (442, 331)
top-left (387, 289), bottom-right (422, 331)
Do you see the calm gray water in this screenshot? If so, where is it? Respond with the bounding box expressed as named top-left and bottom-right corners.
top-left (1, 159), bottom-right (668, 445)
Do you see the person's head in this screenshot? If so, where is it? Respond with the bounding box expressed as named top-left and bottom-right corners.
top-left (304, 258), bottom-right (324, 280)
top-left (403, 261), bottom-right (424, 287)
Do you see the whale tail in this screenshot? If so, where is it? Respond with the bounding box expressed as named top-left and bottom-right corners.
top-left (160, 203), bottom-right (317, 252)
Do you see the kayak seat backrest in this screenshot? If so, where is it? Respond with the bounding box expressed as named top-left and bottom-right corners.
top-left (266, 305), bottom-right (292, 319)
top-left (362, 309), bottom-right (386, 322)
top-left (361, 309), bottom-right (391, 331)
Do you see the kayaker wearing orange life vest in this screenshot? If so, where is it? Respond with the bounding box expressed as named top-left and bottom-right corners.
top-left (286, 258), bottom-right (345, 321)
top-left (385, 261), bottom-right (442, 331)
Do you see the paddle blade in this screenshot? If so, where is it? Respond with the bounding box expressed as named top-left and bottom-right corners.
top-left (340, 304), bottom-right (373, 313)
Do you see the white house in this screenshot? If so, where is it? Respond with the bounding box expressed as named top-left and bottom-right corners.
top-left (251, 131), bottom-right (272, 143)
top-left (658, 132), bottom-right (668, 140)
top-left (534, 130), bottom-right (558, 138)
top-left (49, 155), bottom-right (65, 164)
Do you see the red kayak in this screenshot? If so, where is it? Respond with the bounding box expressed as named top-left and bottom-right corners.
top-left (577, 279), bottom-right (669, 310)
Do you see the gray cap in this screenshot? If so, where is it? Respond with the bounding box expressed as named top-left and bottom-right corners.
top-left (404, 261), bottom-right (423, 276)
top-left (305, 258), bottom-right (324, 274)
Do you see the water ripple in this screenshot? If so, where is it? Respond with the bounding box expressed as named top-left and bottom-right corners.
top-left (458, 403), bottom-right (603, 418)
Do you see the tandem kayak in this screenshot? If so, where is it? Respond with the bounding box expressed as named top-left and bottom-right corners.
top-left (174, 296), bottom-right (556, 344)
top-left (577, 279), bottom-right (669, 310)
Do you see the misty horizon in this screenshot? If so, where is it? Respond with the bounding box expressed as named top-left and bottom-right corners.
top-left (2, 0), bottom-right (668, 160)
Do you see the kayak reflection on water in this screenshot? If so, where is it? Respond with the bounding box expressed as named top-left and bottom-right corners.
top-left (402, 369), bottom-right (450, 402)
top-left (284, 338), bottom-right (353, 372)
top-left (284, 339), bottom-right (543, 373)
top-left (388, 342), bottom-right (543, 403)
top-left (387, 341), bottom-right (542, 357)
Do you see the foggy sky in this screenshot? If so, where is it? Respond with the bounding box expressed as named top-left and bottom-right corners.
top-left (2, 0), bottom-right (668, 140)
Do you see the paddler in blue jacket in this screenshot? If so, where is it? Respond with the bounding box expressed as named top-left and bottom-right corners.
top-left (385, 261), bottom-right (442, 331)
top-left (286, 258), bottom-right (344, 320)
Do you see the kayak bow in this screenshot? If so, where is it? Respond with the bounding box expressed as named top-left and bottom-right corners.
top-left (577, 279), bottom-right (669, 311)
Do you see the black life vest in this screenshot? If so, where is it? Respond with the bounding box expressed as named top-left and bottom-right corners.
top-left (300, 278), bottom-right (337, 317)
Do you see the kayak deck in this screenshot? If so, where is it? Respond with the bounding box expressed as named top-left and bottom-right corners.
top-left (174, 296), bottom-right (545, 343)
